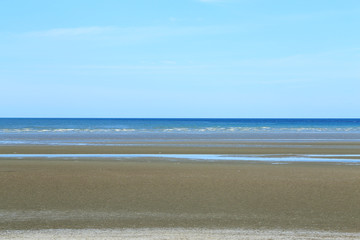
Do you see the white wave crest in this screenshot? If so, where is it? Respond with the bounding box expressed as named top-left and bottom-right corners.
top-left (1, 127), bottom-right (360, 133)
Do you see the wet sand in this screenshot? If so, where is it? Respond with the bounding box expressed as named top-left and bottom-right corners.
top-left (1, 141), bottom-right (360, 155)
top-left (1, 157), bottom-right (360, 232)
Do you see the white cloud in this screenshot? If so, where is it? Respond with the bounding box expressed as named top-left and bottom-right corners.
top-left (197, 0), bottom-right (227, 2)
top-left (23, 25), bottom-right (237, 42)
top-left (25, 26), bottom-right (113, 37)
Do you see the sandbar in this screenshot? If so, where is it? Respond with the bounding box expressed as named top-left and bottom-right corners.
top-left (1, 141), bottom-right (360, 155)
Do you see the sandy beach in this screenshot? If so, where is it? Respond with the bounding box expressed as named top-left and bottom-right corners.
top-left (1, 141), bottom-right (360, 239)
top-left (1, 153), bottom-right (360, 232)
top-left (2, 228), bottom-right (360, 240)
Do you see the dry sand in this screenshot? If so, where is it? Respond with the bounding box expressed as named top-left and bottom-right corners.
top-left (2, 228), bottom-right (360, 240)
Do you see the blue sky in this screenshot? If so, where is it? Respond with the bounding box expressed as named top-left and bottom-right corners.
top-left (1, 0), bottom-right (359, 117)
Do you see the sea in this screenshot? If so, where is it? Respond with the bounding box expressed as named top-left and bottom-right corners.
top-left (1, 118), bottom-right (360, 162)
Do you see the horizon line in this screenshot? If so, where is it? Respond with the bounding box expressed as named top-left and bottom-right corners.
top-left (1, 117), bottom-right (360, 119)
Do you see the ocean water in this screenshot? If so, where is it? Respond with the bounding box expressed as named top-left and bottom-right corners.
top-left (1, 118), bottom-right (360, 133)
top-left (1, 118), bottom-right (360, 145)
top-left (1, 118), bottom-right (360, 162)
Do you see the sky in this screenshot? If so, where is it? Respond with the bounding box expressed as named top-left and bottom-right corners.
top-left (0, 0), bottom-right (359, 118)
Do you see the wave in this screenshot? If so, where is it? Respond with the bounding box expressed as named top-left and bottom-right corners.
top-left (1, 127), bottom-right (360, 133)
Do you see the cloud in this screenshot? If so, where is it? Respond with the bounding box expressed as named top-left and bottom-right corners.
top-left (25, 27), bottom-right (113, 37)
top-left (197, 0), bottom-right (227, 2)
top-left (22, 25), bottom-right (237, 43)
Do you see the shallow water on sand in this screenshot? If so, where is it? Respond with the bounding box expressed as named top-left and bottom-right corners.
top-left (1, 153), bottom-right (360, 163)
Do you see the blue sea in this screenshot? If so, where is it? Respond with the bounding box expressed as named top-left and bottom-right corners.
top-left (1, 118), bottom-right (360, 143)
top-left (1, 118), bottom-right (360, 162)
top-left (1, 118), bottom-right (360, 132)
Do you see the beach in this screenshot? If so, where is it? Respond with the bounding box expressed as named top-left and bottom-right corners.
top-left (1, 119), bottom-right (360, 239)
top-left (3, 228), bottom-right (360, 240)
top-left (1, 152), bottom-right (360, 238)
